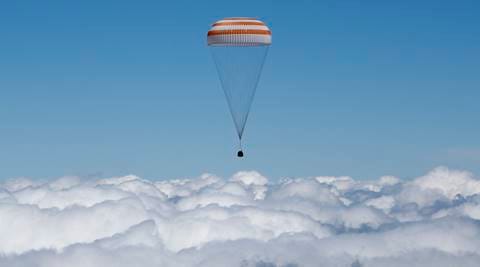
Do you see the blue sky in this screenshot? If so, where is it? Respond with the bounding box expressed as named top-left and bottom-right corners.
top-left (0, 0), bottom-right (479, 180)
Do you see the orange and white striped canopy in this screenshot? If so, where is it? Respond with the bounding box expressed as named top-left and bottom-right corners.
top-left (207, 18), bottom-right (272, 46)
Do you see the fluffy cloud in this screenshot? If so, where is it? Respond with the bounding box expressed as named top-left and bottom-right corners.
top-left (1, 167), bottom-right (480, 266)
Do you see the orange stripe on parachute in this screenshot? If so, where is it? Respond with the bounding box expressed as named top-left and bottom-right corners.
top-left (208, 29), bottom-right (271, 36)
top-left (213, 21), bottom-right (265, 26)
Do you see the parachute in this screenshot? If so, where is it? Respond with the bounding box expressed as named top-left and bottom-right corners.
top-left (208, 18), bottom-right (272, 157)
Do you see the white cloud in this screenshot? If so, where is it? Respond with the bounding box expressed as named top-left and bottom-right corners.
top-left (1, 167), bottom-right (480, 266)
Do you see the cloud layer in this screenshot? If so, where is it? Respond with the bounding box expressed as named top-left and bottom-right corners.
top-left (1, 167), bottom-right (480, 266)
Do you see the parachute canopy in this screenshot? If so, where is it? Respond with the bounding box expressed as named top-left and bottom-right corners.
top-left (208, 18), bottom-right (271, 157)
top-left (207, 18), bottom-right (272, 46)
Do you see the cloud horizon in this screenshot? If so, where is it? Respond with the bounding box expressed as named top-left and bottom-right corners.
top-left (1, 167), bottom-right (480, 266)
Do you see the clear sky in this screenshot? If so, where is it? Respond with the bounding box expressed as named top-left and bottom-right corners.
top-left (0, 0), bottom-right (479, 181)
